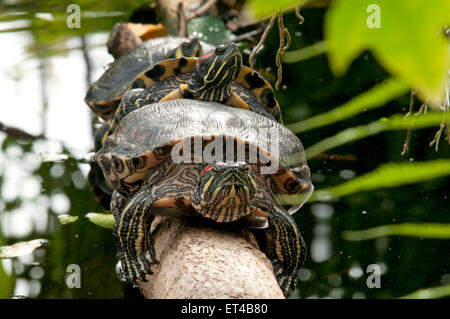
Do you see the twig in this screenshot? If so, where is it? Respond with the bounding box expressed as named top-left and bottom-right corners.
top-left (415, 103), bottom-right (428, 116)
top-left (249, 13), bottom-right (277, 72)
top-left (176, 2), bottom-right (188, 37)
top-left (295, 3), bottom-right (305, 25)
top-left (401, 90), bottom-right (416, 155)
top-left (225, 24), bottom-right (266, 44)
top-left (429, 122), bottom-right (446, 150)
top-left (248, 11), bottom-right (292, 90)
top-left (275, 11), bottom-right (291, 90)
top-left (429, 71), bottom-right (450, 150)
top-left (429, 109), bottom-right (449, 150)
top-left (0, 122), bottom-right (44, 140)
top-left (186, 0), bottom-right (218, 21)
top-left (445, 123), bottom-right (450, 143)
top-left (312, 153), bottom-right (357, 161)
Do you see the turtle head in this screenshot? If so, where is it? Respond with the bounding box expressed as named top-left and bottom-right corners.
top-left (167, 38), bottom-right (202, 59)
top-left (187, 43), bottom-right (242, 103)
top-left (193, 161), bottom-right (256, 222)
top-left (95, 151), bottom-right (149, 198)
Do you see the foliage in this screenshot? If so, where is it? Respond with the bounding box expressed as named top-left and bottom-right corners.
top-left (187, 16), bottom-right (235, 46)
top-left (0, 260), bottom-right (14, 299)
top-left (304, 112), bottom-right (450, 158)
top-left (0, 239), bottom-right (48, 259)
top-left (325, 0), bottom-right (450, 107)
top-left (399, 284), bottom-right (450, 299)
top-left (0, 0), bottom-right (152, 58)
top-left (0, 232), bottom-right (14, 299)
top-left (86, 213), bottom-right (115, 230)
top-left (308, 160), bottom-right (450, 202)
top-left (282, 40), bottom-right (327, 63)
top-left (287, 78), bottom-right (409, 134)
top-left (0, 0), bottom-right (449, 299)
top-left (250, 0), bottom-right (450, 106)
top-left (58, 215), bottom-right (79, 225)
top-left (343, 223), bottom-right (450, 241)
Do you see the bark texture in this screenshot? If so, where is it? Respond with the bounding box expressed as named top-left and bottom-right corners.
top-left (139, 216), bottom-right (284, 299)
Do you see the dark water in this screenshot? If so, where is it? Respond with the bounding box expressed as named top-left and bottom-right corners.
top-left (0, 2), bottom-right (449, 299)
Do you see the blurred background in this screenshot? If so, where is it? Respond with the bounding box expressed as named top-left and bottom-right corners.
top-left (0, 0), bottom-right (449, 298)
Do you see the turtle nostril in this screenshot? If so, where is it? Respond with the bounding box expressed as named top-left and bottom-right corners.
top-left (215, 45), bottom-right (226, 55)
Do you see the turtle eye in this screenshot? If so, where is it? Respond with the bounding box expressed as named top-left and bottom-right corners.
top-left (215, 45), bottom-right (226, 55)
top-left (285, 178), bottom-right (300, 193)
top-left (131, 156), bottom-right (145, 169)
top-left (201, 165), bottom-right (212, 176)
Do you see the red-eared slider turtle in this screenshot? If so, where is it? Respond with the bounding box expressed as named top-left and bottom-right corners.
top-left (94, 100), bottom-right (313, 295)
top-left (85, 36), bottom-right (214, 119)
top-left (101, 43), bottom-right (283, 145)
top-left (86, 37), bottom-right (214, 208)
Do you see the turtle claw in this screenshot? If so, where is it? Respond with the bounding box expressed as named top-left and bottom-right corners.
top-left (271, 260), bottom-right (296, 296)
top-left (116, 244), bottom-right (158, 284)
top-left (136, 249), bottom-right (157, 280)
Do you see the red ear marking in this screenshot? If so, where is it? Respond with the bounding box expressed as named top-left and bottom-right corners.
top-left (201, 165), bottom-right (212, 175)
top-left (197, 52), bottom-right (214, 65)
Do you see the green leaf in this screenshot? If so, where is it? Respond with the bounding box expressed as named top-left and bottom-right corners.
top-left (325, 0), bottom-right (450, 106)
top-left (58, 215), bottom-right (79, 225)
top-left (0, 260), bottom-right (14, 299)
top-left (286, 78), bottom-right (409, 134)
top-left (0, 231), bottom-right (14, 298)
top-left (187, 16), bottom-right (235, 46)
top-left (343, 223), bottom-right (450, 241)
top-left (38, 151), bottom-right (69, 162)
top-left (86, 213), bottom-right (115, 229)
top-left (301, 159), bottom-right (450, 203)
top-left (0, 239), bottom-right (48, 259)
top-left (282, 40), bottom-right (328, 63)
top-left (247, 0), bottom-right (299, 17)
top-left (247, 0), bottom-right (330, 18)
top-left (399, 284), bottom-right (450, 299)
top-left (305, 111), bottom-right (450, 159)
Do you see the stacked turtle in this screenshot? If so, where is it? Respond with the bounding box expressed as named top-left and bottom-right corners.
top-left (85, 36), bottom-right (214, 209)
top-left (88, 39), bottom-right (313, 296)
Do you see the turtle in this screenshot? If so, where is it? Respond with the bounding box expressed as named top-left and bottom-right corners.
top-left (86, 38), bottom-right (215, 207)
top-left (102, 43), bottom-right (283, 141)
top-left (85, 36), bottom-right (214, 120)
top-left (94, 99), bottom-right (314, 295)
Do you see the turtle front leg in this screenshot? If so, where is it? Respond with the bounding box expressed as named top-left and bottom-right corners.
top-left (113, 189), bottom-right (157, 283)
top-left (266, 207), bottom-right (306, 296)
top-left (159, 87), bottom-right (185, 101)
top-left (224, 92), bottom-right (251, 110)
top-left (111, 190), bottom-right (128, 220)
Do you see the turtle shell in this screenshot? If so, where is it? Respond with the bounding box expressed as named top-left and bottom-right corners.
top-left (85, 37), bottom-right (214, 119)
top-left (129, 56), bottom-right (283, 124)
top-left (95, 99), bottom-right (312, 214)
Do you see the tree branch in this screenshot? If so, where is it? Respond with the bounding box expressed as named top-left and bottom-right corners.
top-left (139, 216), bottom-right (284, 299)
